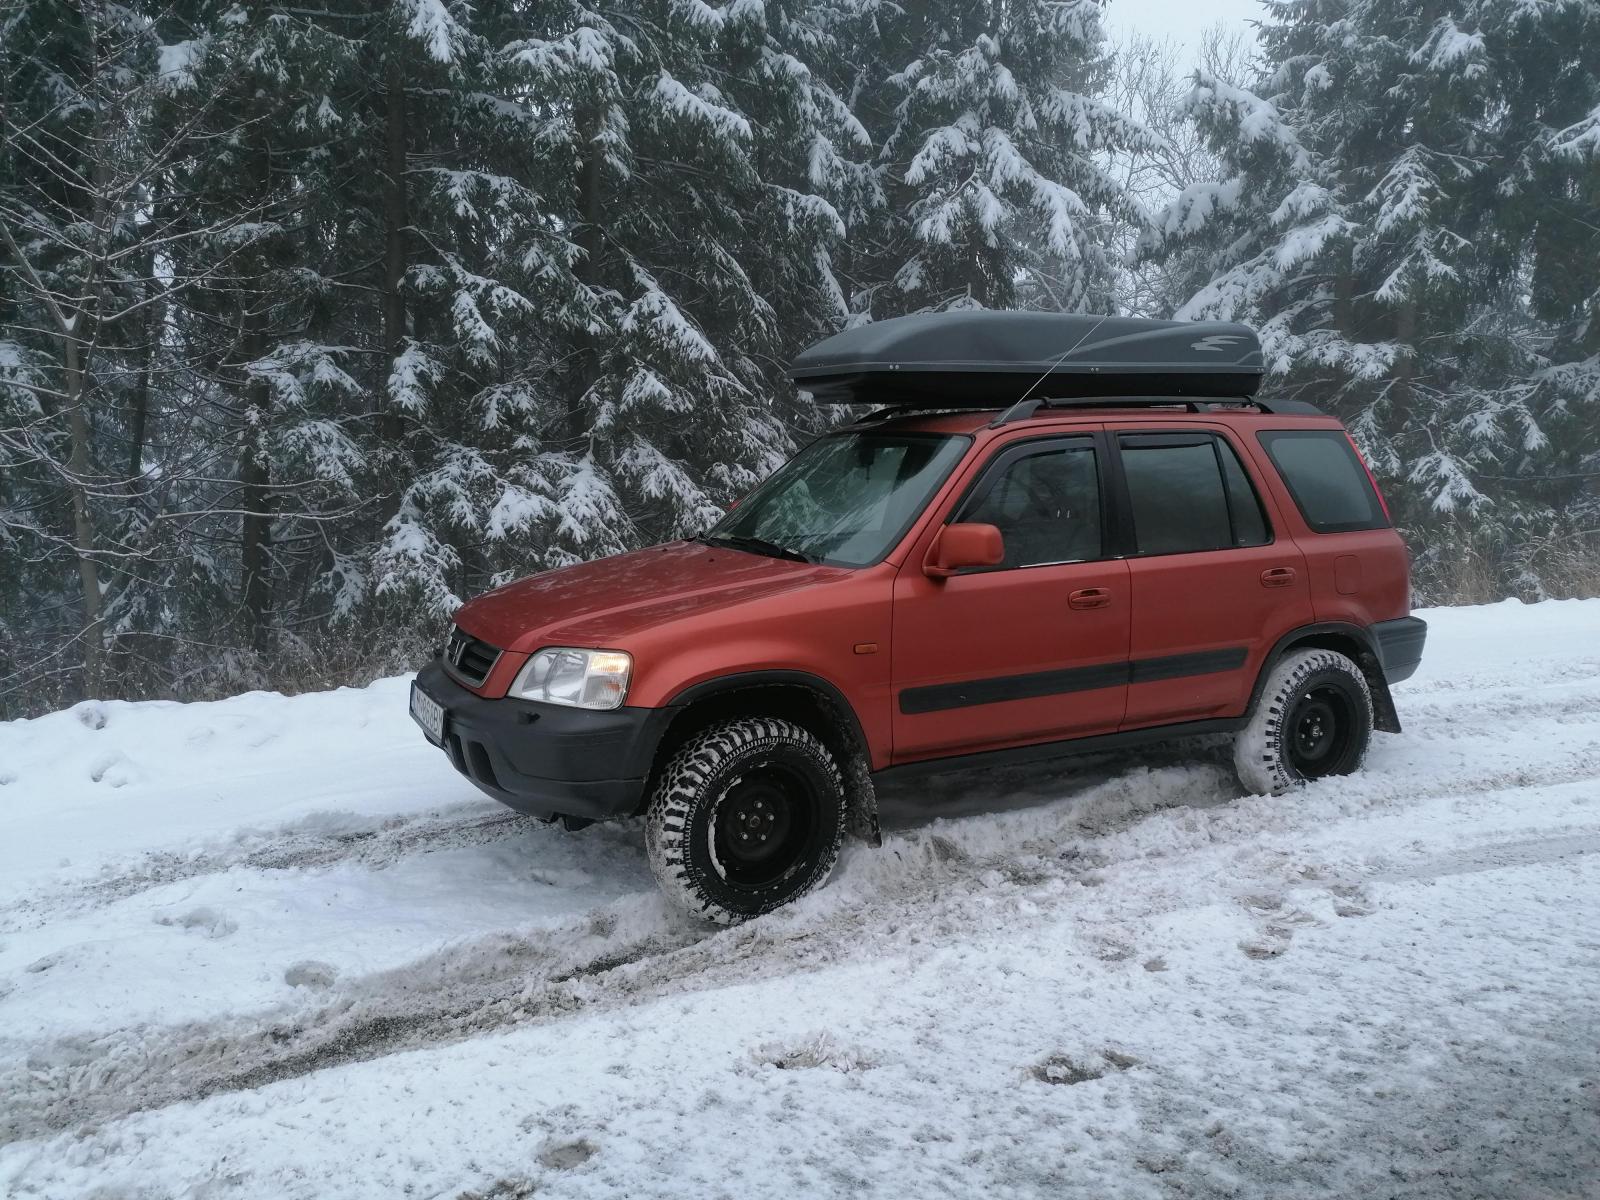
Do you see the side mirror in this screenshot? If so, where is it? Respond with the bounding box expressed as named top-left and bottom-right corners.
top-left (924, 522), bottom-right (1004, 579)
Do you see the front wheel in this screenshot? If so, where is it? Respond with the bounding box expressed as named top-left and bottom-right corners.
top-left (645, 717), bottom-right (844, 924)
top-left (1234, 648), bottom-right (1373, 795)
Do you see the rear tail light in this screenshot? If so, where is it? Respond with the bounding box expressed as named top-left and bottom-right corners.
top-left (1345, 432), bottom-right (1392, 524)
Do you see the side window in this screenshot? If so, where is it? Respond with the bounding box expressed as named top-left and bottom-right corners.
top-left (1258, 430), bottom-right (1388, 533)
top-left (1118, 433), bottom-right (1271, 555)
top-left (958, 440), bottom-right (1102, 568)
top-left (1218, 438), bottom-right (1270, 546)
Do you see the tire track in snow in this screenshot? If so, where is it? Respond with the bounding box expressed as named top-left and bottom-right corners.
top-left (3, 761), bottom-right (1244, 1143)
top-left (1395, 656), bottom-right (1600, 697)
top-left (8, 667), bottom-right (1592, 937)
top-left (0, 805), bottom-right (533, 933)
top-left (1397, 686), bottom-right (1600, 730)
top-left (7, 727), bottom-right (1600, 1146)
top-left (1374, 831), bottom-right (1600, 882)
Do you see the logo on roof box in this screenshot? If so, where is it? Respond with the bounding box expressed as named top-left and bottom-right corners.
top-left (1191, 335), bottom-right (1244, 352)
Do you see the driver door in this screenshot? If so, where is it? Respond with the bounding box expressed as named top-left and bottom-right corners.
top-left (891, 434), bottom-right (1131, 762)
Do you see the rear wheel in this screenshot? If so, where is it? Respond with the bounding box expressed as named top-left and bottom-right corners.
top-left (645, 717), bottom-right (844, 924)
top-left (1234, 648), bottom-right (1373, 795)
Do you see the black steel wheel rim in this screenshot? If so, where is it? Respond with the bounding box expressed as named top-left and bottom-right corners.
top-left (1287, 685), bottom-right (1353, 778)
top-left (710, 765), bottom-right (816, 890)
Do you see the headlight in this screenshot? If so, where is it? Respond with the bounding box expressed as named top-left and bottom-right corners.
top-left (509, 648), bottom-right (632, 710)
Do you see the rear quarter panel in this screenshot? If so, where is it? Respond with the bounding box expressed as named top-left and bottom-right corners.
top-left (1237, 420), bottom-right (1411, 628)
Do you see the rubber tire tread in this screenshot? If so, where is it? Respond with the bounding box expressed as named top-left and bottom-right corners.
top-left (1234, 648), bottom-right (1373, 795)
top-left (646, 717), bottom-right (844, 924)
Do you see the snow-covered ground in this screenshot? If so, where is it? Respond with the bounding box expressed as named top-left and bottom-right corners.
top-left (2, 600), bottom-right (1598, 1199)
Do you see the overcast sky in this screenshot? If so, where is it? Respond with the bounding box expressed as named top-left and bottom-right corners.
top-left (1105, 0), bottom-right (1263, 59)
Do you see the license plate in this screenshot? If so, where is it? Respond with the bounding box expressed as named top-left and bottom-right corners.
top-left (410, 681), bottom-right (446, 744)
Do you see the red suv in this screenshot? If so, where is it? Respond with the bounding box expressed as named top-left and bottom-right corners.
top-left (411, 313), bottom-right (1426, 923)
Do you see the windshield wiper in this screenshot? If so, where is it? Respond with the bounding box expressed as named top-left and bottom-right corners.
top-left (697, 533), bottom-right (816, 564)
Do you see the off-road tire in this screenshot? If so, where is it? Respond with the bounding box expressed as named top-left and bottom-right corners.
top-left (1234, 648), bottom-right (1373, 795)
top-left (645, 717), bottom-right (844, 924)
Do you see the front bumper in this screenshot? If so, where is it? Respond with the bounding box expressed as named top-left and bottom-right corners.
top-left (413, 660), bottom-right (676, 821)
top-left (1372, 615), bottom-right (1427, 684)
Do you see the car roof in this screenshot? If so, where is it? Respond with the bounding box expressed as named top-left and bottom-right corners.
top-left (845, 404), bottom-right (1344, 439)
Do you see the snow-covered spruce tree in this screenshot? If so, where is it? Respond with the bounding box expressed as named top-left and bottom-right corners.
top-left (1142, 0), bottom-right (1600, 598)
top-left (1, 0), bottom-right (871, 710)
top-left (311, 0), bottom-right (595, 630)
top-left (820, 0), bottom-right (1154, 317)
top-left (716, 0), bottom-right (865, 428)
top-left (371, 0), bottom-right (856, 600)
top-left (141, 3), bottom-right (381, 680)
top-left (139, 2), bottom-right (539, 683)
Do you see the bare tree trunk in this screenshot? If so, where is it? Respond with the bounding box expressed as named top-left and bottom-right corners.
top-left (239, 317), bottom-right (273, 658)
top-left (571, 105), bottom-right (604, 444)
top-left (239, 142), bottom-right (274, 658)
top-left (371, 30), bottom-right (412, 556)
top-left (1332, 250), bottom-right (1355, 339)
top-left (62, 334), bottom-right (104, 695)
top-left (127, 370), bottom-right (149, 482)
top-left (381, 37), bottom-right (408, 435)
top-left (0, 210), bottom-right (104, 697)
top-left (126, 230), bottom-right (160, 482)
top-left (1394, 298), bottom-right (1417, 425)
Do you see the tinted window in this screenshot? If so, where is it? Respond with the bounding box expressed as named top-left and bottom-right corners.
top-left (1218, 439), bottom-right (1270, 546)
top-left (1258, 430), bottom-right (1387, 533)
top-left (711, 432), bottom-right (969, 566)
top-left (1120, 437), bottom-right (1232, 555)
top-left (960, 441), bottom-right (1101, 568)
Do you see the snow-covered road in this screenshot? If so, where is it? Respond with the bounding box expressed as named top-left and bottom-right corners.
top-left (2, 600), bottom-right (1598, 1198)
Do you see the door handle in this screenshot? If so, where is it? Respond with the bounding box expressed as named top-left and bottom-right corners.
top-left (1261, 567), bottom-right (1297, 588)
top-left (1069, 587), bottom-right (1112, 610)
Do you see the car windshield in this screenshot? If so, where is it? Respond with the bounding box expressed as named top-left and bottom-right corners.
top-left (704, 432), bottom-right (969, 567)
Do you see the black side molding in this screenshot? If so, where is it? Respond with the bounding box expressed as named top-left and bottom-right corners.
top-left (898, 647), bottom-right (1248, 716)
top-left (899, 661), bottom-right (1128, 716)
top-left (1129, 647), bottom-right (1248, 684)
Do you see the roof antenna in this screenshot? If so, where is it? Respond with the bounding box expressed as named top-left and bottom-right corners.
top-left (990, 313), bottom-right (1110, 427)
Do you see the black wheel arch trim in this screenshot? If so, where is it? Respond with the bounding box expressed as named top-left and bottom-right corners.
top-left (1248, 621), bottom-right (1401, 734)
top-left (667, 671), bottom-right (870, 748)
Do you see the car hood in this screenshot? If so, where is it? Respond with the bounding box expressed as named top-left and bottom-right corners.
top-left (453, 540), bottom-right (851, 653)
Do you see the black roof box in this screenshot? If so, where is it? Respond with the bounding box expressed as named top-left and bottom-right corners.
top-left (790, 312), bottom-right (1264, 405)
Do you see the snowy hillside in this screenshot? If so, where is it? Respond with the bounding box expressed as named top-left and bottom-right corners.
top-left (2, 600), bottom-right (1598, 1198)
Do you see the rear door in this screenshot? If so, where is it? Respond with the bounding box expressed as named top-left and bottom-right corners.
top-left (891, 434), bottom-right (1130, 761)
top-left (1112, 428), bottom-right (1314, 728)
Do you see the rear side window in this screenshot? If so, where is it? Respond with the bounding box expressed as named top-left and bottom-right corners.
top-left (1258, 430), bottom-right (1388, 533)
top-left (1118, 433), bottom-right (1272, 556)
top-left (1218, 440), bottom-right (1269, 546)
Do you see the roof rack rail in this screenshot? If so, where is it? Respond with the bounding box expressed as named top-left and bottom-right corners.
top-left (855, 405), bottom-right (971, 424)
top-left (988, 395), bottom-right (1322, 427)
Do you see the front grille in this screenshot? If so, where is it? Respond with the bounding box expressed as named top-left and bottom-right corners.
top-left (445, 626), bottom-right (501, 687)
